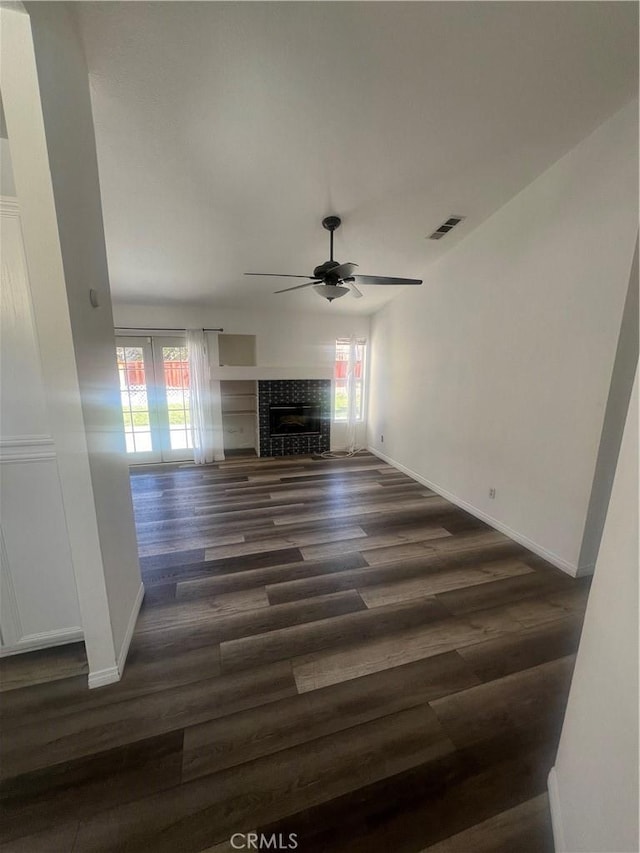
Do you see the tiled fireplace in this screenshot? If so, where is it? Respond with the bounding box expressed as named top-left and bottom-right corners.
top-left (258, 379), bottom-right (331, 457)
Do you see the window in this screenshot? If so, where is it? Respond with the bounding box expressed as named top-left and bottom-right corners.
top-left (334, 338), bottom-right (366, 421)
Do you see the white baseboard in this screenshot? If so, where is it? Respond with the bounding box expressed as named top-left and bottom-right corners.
top-left (88, 665), bottom-right (121, 689)
top-left (87, 582), bottom-right (144, 689)
top-left (116, 581), bottom-right (145, 676)
top-left (368, 446), bottom-right (580, 577)
top-left (0, 626), bottom-right (83, 657)
top-left (548, 766), bottom-right (566, 852)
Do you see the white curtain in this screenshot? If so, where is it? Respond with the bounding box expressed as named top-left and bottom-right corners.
top-left (186, 329), bottom-right (217, 465)
top-left (345, 335), bottom-right (360, 453)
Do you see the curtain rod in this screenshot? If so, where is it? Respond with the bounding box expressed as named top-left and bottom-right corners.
top-left (115, 327), bottom-right (224, 333)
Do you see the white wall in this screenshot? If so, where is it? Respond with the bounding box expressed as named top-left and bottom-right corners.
top-left (27, 2), bottom-right (142, 662)
top-left (1, 199), bottom-right (82, 653)
top-left (113, 303), bottom-right (371, 451)
top-left (367, 101), bottom-right (638, 575)
top-left (549, 367), bottom-right (638, 853)
top-left (1, 3), bottom-right (142, 684)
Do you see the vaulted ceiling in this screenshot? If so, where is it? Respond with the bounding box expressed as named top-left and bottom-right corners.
top-left (75, 2), bottom-right (638, 315)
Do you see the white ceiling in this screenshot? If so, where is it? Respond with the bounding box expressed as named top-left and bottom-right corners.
top-left (75, 1), bottom-right (638, 316)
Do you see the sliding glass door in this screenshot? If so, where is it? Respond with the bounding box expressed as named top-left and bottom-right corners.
top-left (116, 336), bottom-right (193, 463)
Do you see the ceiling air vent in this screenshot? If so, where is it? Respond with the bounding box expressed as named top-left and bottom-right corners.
top-left (428, 215), bottom-right (465, 240)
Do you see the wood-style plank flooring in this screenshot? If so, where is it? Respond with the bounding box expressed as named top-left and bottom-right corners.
top-left (0, 452), bottom-right (590, 852)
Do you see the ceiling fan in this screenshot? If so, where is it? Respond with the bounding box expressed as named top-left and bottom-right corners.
top-left (245, 216), bottom-right (423, 302)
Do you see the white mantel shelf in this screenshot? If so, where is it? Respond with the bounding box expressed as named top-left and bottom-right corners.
top-left (214, 366), bottom-right (333, 381)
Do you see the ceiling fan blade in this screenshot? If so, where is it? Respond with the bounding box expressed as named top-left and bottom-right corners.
top-left (347, 280), bottom-right (363, 299)
top-left (274, 281), bottom-right (320, 294)
top-left (245, 273), bottom-right (316, 279)
top-left (330, 262), bottom-right (358, 280)
top-left (352, 275), bottom-right (423, 286)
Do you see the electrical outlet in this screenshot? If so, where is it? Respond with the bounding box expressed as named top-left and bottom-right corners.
top-left (489, 487), bottom-right (496, 499)
top-left (380, 434), bottom-right (384, 443)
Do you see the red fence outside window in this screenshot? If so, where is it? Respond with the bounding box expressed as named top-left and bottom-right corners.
top-left (117, 359), bottom-right (190, 389)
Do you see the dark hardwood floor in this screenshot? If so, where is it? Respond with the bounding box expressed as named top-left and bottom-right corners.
top-left (0, 452), bottom-right (590, 852)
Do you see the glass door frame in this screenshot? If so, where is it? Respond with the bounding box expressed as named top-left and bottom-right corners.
top-left (116, 334), bottom-right (194, 464)
top-left (151, 335), bottom-right (194, 463)
top-left (116, 336), bottom-right (162, 464)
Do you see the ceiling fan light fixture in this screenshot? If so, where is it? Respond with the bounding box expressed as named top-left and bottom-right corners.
top-left (313, 284), bottom-right (350, 302)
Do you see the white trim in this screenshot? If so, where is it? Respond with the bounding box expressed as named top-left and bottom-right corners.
top-left (547, 766), bottom-right (566, 852)
top-left (0, 434), bottom-right (54, 445)
top-left (116, 581), bottom-right (145, 676)
top-left (367, 445), bottom-right (580, 577)
top-left (0, 451), bottom-right (57, 463)
top-left (0, 626), bottom-right (83, 656)
top-left (0, 196), bottom-right (20, 216)
top-left (87, 582), bottom-right (144, 688)
top-left (0, 435), bottom-right (56, 463)
top-left (88, 666), bottom-right (121, 689)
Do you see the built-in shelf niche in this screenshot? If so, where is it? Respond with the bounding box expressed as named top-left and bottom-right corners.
top-left (220, 379), bottom-right (258, 452)
top-left (218, 334), bottom-right (256, 367)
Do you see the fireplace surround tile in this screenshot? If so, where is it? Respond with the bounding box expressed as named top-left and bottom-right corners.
top-left (258, 380), bottom-right (331, 457)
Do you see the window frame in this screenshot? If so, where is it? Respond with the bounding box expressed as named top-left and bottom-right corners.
top-left (333, 337), bottom-right (367, 423)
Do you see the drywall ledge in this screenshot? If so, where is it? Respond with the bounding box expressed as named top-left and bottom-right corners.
top-left (367, 445), bottom-right (582, 576)
top-left (215, 366), bottom-right (333, 381)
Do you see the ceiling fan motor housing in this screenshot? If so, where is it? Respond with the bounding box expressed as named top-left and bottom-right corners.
top-left (313, 259), bottom-right (341, 281)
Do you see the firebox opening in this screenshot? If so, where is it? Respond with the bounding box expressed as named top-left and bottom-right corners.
top-left (269, 404), bottom-right (322, 437)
